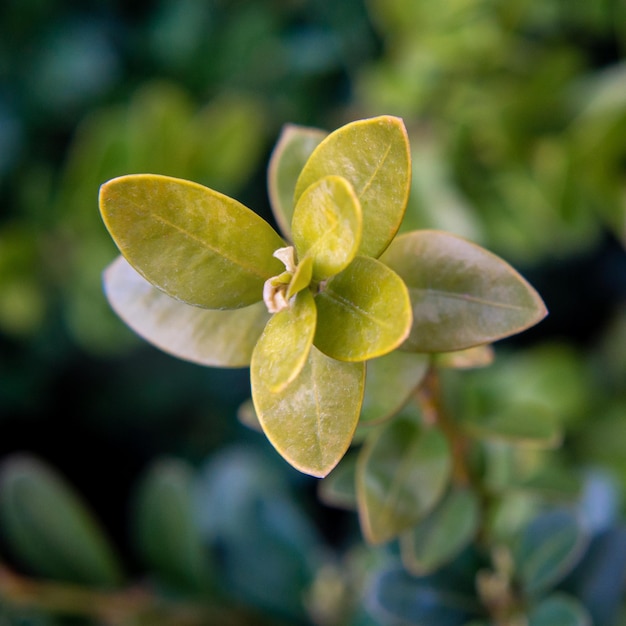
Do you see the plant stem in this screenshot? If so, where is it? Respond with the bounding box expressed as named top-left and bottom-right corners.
top-left (0, 563), bottom-right (280, 626)
top-left (416, 366), bottom-right (471, 487)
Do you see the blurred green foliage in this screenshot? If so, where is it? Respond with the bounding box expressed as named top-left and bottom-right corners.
top-left (0, 0), bottom-right (625, 625)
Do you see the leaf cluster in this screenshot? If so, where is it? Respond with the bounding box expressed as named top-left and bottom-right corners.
top-left (99, 115), bottom-right (546, 479)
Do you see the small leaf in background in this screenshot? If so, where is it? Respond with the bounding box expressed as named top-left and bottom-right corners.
top-left (528, 593), bottom-right (592, 626)
top-left (435, 345), bottom-right (494, 369)
top-left (252, 346), bottom-right (365, 477)
top-left (357, 416), bottom-right (451, 544)
top-left (367, 566), bottom-right (479, 626)
top-left (401, 488), bottom-right (479, 575)
top-left (462, 406), bottom-right (561, 448)
top-left (513, 509), bottom-right (588, 596)
top-left (100, 174), bottom-right (285, 309)
top-left (194, 446), bottom-right (323, 620)
top-left (104, 256), bottom-right (270, 367)
top-left (380, 230), bottom-right (547, 353)
top-left (559, 527), bottom-right (626, 626)
top-left (0, 455), bottom-right (123, 587)
top-left (133, 457), bottom-right (212, 592)
top-left (237, 398), bottom-right (262, 431)
top-left (314, 256), bottom-right (412, 362)
top-left (190, 94), bottom-right (268, 194)
top-left (295, 115), bottom-right (411, 259)
top-left (292, 175), bottom-right (363, 281)
top-left (251, 288), bottom-right (317, 393)
top-left (268, 123), bottom-right (327, 239)
top-left (361, 350), bottom-right (429, 426)
top-left (318, 452), bottom-right (358, 511)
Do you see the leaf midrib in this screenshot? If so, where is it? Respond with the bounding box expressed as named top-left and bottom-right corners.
top-left (123, 194), bottom-right (271, 281)
top-left (410, 287), bottom-right (532, 312)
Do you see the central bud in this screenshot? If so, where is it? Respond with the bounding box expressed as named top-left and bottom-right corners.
top-left (263, 246), bottom-right (297, 313)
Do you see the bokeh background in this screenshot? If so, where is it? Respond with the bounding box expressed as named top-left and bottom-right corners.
top-left (0, 1), bottom-right (625, 624)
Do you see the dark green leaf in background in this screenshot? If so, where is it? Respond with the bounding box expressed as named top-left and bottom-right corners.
top-left (401, 488), bottom-right (480, 575)
top-left (513, 509), bottom-right (588, 596)
top-left (357, 416), bottom-right (451, 544)
top-left (361, 350), bottom-right (429, 426)
top-left (367, 566), bottom-right (478, 626)
top-left (528, 593), bottom-right (592, 626)
top-left (462, 406), bottom-right (561, 448)
top-left (133, 457), bottom-right (213, 592)
top-left (0, 455), bottom-right (123, 587)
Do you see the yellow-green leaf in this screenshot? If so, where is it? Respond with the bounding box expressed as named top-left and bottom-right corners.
top-left (361, 351), bottom-right (429, 426)
top-left (99, 174), bottom-right (285, 309)
top-left (380, 230), bottom-right (548, 352)
top-left (314, 256), bottom-right (412, 362)
top-left (251, 289), bottom-right (317, 393)
top-left (104, 256), bottom-right (269, 367)
top-left (251, 346), bottom-right (365, 478)
top-left (292, 175), bottom-right (362, 281)
top-left (287, 255), bottom-right (313, 299)
top-left (400, 488), bottom-right (479, 575)
top-left (295, 116), bottom-right (411, 259)
top-left (357, 416), bottom-right (451, 544)
top-left (268, 124), bottom-right (328, 240)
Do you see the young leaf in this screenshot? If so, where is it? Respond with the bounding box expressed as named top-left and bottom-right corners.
top-left (292, 175), bottom-right (362, 281)
top-left (99, 174), bottom-right (285, 309)
top-left (0, 455), bottom-right (123, 587)
top-left (287, 254), bottom-right (314, 298)
top-left (380, 230), bottom-right (548, 352)
top-left (513, 510), bottom-right (588, 596)
top-left (268, 124), bottom-right (328, 239)
top-left (295, 116), bottom-right (411, 259)
top-left (314, 256), bottom-right (412, 362)
top-left (400, 488), bottom-right (479, 575)
top-left (361, 350), bottom-right (430, 426)
top-left (133, 458), bottom-right (213, 592)
top-left (251, 288), bottom-right (317, 393)
top-left (357, 416), bottom-right (451, 544)
top-left (251, 346), bottom-right (365, 478)
top-left (104, 256), bottom-right (270, 367)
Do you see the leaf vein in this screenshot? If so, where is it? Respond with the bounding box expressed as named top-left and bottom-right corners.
top-left (126, 196), bottom-right (269, 280)
top-left (412, 288), bottom-right (531, 312)
top-left (358, 142), bottom-right (393, 198)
